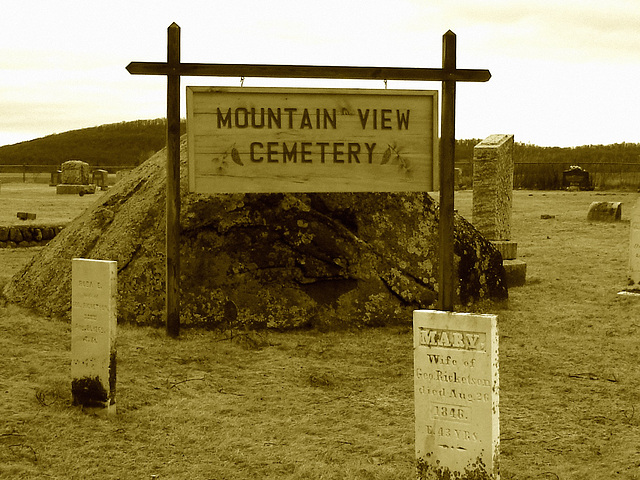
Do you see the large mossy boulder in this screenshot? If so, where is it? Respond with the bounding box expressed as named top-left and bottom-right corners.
top-left (3, 139), bottom-right (507, 329)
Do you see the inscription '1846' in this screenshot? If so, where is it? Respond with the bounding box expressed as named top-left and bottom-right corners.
top-left (418, 327), bottom-right (486, 351)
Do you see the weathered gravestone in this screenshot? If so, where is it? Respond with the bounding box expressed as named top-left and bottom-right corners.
top-left (587, 201), bottom-right (622, 222)
top-left (71, 258), bottom-right (117, 415)
top-left (562, 165), bottom-right (591, 191)
top-left (49, 170), bottom-right (61, 187)
top-left (414, 310), bottom-right (499, 479)
top-left (56, 160), bottom-right (97, 195)
top-left (472, 134), bottom-right (526, 287)
top-left (92, 169), bottom-right (109, 190)
top-left (628, 199), bottom-right (640, 289)
top-left (62, 160), bottom-right (90, 184)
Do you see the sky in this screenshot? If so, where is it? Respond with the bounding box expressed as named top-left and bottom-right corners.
top-left (1, 0), bottom-right (639, 148)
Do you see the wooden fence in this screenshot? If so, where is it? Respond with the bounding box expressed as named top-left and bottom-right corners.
top-left (455, 162), bottom-right (640, 190)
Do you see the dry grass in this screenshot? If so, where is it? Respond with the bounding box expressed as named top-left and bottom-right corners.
top-left (2, 184), bottom-right (640, 479)
top-left (0, 182), bottom-right (100, 226)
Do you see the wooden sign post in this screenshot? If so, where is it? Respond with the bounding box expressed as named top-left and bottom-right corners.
top-left (439, 31), bottom-right (456, 312)
top-left (127, 24), bottom-right (490, 337)
top-left (166, 24), bottom-right (181, 338)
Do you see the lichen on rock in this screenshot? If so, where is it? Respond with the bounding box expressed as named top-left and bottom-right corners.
top-left (2, 138), bottom-right (507, 329)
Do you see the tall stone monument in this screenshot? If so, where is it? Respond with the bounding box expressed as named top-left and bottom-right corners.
top-left (472, 134), bottom-right (525, 287)
top-left (414, 310), bottom-right (499, 479)
top-left (71, 258), bottom-right (117, 415)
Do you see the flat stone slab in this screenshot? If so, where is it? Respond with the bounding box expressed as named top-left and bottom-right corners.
top-left (618, 290), bottom-right (640, 297)
top-left (503, 259), bottom-right (526, 287)
top-left (56, 184), bottom-right (97, 195)
top-left (17, 212), bottom-right (37, 220)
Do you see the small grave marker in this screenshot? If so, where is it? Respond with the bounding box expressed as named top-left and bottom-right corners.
top-left (49, 170), bottom-right (61, 187)
top-left (92, 169), bottom-right (109, 190)
top-left (587, 201), bottom-right (622, 222)
top-left (71, 258), bottom-right (117, 415)
top-left (414, 310), bottom-right (499, 479)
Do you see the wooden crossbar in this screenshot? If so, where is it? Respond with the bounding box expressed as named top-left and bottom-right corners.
top-left (126, 61), bottom-right (491, 83)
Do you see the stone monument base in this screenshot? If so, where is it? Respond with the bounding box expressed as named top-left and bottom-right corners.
top-left (491, 241), bottom-right (526, 287)
top-left (491, 240), bottom-right (517, 260)
top-left (56, 184), bottom-right (97, 195)
top-left (79, 404), bottom-right (117, 417)
top-left (503, 259), bottom-right (526, 287)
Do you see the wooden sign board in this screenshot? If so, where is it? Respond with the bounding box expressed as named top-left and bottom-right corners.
top-left (187, 87), bottom-right (438, 193)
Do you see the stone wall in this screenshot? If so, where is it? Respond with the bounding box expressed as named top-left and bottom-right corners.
top-left (472, 134), bottom-right (515, 241)
top-left (0, 224), bottom-right (64, 248)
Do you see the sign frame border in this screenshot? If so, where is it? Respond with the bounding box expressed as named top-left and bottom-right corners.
top-left (186, 86), bottom-right (439, 194)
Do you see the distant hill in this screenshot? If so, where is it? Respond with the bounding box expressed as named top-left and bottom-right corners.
top-left (0, 119), bottom-right (638, 173)
top-left (0, 119), bottom-right (186, 169)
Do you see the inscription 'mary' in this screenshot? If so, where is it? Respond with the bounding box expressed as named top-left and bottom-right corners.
top-left (418, 327), bottom-right (486, 351)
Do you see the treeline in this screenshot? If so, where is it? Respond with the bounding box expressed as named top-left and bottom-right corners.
top-left (455, 139), bottom-right (640, 166)
top-left (1, 122), bottom-right (639, 178)
top-left (0, 119), bottom-right (186, 168)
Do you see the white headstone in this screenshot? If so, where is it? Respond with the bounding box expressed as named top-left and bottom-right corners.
top-left (414, 310), bottom-right (499, 479)
top-left (71, 258), bottom-right (117, 415)
top-left (629, 199), bottom-right (640, 287)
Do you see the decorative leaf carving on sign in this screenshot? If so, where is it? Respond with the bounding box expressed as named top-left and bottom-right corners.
top-left (381, 147), bottom-right (392, 165)
top-left (380, 143), bottom-right (410, 172)
top-left (231, 147), bottom-right (243, 166)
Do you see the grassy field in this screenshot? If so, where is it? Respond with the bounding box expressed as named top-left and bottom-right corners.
top-left (0, 182), bottom-right (100, 226)
top-left (2, 184), bottom-right (640, 479)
